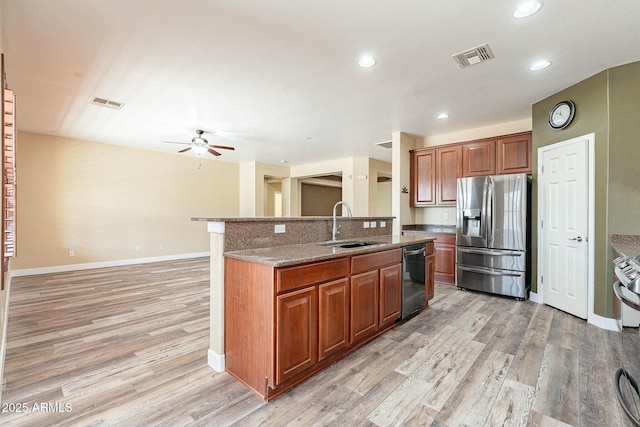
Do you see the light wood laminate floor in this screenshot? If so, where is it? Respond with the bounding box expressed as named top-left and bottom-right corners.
top-left (0, 257), bottom-right (633, 426)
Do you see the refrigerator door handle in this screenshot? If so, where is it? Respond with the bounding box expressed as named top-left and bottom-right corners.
top-left (486, 177), bottom-right (494, 246)
top-left (457, 248), bottom-right (522, 257)
top-left (458, 265), bottom-right (523, 277)
top-left (481, 178), bottom-right (488, 239)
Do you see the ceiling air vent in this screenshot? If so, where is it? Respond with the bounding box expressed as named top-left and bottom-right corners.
top-left (452, 44), bottom-right (495, 68)
top-left (375, 140), bottom-right (392, 149)
top-left (90, 97), bottom-right (125, 110)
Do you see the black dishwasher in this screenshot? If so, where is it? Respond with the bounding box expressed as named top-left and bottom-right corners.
top-left (401, 243), bottom-right (426, 319)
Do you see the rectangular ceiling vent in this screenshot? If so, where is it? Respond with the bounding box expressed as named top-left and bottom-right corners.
top-left (452, 44), bottom-right (495, 68)
top-left (90, 97), bottom-right (125, 110)
top-left (375, 140), bottom-right (392, 149)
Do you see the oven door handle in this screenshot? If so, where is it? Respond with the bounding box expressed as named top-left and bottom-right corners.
top-left (613, 281), bottom-right (640, 311)
top-left (614, 367), bottom-right (640, 425)
top-left (457, 248), bottom-right (522, 257)
top-left (457, 265), bottom-right (523, 277)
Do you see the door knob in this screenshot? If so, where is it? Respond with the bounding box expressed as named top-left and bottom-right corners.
top-left (569, 236), bottom-right (583, 242)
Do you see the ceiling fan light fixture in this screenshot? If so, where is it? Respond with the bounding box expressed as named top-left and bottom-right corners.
top-left (192, 144), bottom-right (207, 155)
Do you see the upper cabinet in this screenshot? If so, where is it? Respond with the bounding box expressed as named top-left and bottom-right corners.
top-left (436, 146), bottom-right (462, 205)
top-left (410, 131), bottom-right (531, 207)
top-left (496, 133), bottom-right (532, 175)
top-left (463, 140), bottom-right (495, 177)
top-left (410, 149), bottom-right (436, 206)
top-left (410, 145), bottom-right (461, 207)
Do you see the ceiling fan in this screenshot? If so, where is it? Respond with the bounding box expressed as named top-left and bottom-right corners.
top-left (162, 129), bottom-right (235, 157)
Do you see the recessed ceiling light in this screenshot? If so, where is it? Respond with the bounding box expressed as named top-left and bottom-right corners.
top-left (358, 55), bottom-right (376, 68)
top-left (513, 1), bottom-right (543, 18)
top-left (280, 160), bottom-right (288, 164)
top-left (529, 60), bottom-right (551, 71)
top-left (437, 113), bottom-right (450, 119)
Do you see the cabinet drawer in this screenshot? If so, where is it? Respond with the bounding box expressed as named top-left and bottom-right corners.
top-left (351, 249), bottom-right (402, 274)
top-left (277, 258), bottom-right (349, 293)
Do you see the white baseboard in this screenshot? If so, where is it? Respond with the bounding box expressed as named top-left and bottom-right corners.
top-left (208, 349), bottom-right (225, 372)
top-left (531, 291), bottom-right (617, 331)
top-left (529, 291), bottom-right (541, 304)
top-left (588, 312), bottom-right (618, 331)
top-left (11, 252), bottom-right (210, 277)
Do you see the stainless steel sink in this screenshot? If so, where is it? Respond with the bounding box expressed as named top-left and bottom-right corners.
top-left (319, 241), bottom-right (377, 249)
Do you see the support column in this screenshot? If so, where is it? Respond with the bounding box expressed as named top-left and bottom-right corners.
top-left (207, 221), bottom-right (226, 372)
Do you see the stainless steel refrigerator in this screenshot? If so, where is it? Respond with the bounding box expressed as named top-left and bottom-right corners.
top-left (456, 173), bottom-right (530, 299)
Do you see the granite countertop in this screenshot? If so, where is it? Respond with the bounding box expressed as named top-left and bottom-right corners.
top-left (402, 224), bottom-right (456, 234)
top-left (192, 216), bottom-right (393, 222)
top-left (611, 234), bottom-right (640, 258)
top-left (223, 234), bottom-right (436, 267)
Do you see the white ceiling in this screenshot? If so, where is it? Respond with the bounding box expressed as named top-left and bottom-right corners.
top-left (2, 0), bottom-right (640, 166)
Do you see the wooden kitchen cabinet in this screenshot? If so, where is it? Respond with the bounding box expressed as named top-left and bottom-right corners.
top-left (410, 146), bottom-right (461, 206)
top-left (224, 245), bottom-right (422, 401)
top-left (425, 241), bottom-right (435, 301)
top-left (410, 132), bottom-right (531, 208)
top-left (434, 234), bottom-right (456, 284)
top-left (379, 263), bottom-right (402, 328)
top-left (463, 140), bottom-right (496, 177)
top-left (437, 146), bottom-right (463, 205)
top-left (350, 270), bottom-right (379, 344)
top-left (318, 278), bottom-right (350, 361)
top-left (496, 133), bottom-right (532, 174)
top-left (276, 286), bottom-right (317, 383)
top-left (350, 248), bottom-right (402, 344)
top-left (410, 149), bottom-right (436, 206)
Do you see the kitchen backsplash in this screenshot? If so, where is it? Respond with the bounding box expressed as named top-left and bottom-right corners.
top-left (414, 206), bottom-right (457, 226)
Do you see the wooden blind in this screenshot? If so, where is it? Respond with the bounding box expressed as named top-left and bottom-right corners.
top-left (1, 54), bottom-right (16, 291)
top-left (3, 89), bottom-right (16, 258)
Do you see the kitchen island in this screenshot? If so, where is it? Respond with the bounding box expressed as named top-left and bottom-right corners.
top-left (222, 233), bottom-right (435, 400)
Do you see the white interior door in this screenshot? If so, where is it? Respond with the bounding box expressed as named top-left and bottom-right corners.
top-left (539, 136), bottom-right (590, 319)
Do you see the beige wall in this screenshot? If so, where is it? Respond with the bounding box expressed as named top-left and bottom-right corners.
top-left (291, 157), bottom-right (392, 217)
top-left (368, 158), bottom-right (392, 216)
top-left (391, 132), bottom-right (417, 234)
top-left (14, 132), bottom-right (240, 271)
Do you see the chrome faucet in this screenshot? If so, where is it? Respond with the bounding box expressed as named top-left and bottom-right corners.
top-left (332, 201), bottom-right (353, 241)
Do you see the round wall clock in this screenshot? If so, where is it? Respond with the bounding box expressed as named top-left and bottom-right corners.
top-left (548, 100), bottom-right (576, 130)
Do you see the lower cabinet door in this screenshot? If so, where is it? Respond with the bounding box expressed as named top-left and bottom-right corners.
top-left (379, 263), bottom-right (402, 328)
top-left (426, 253), bottom-right (435, 301)
top-left (318, 278), bottom-right (350, 361)
top-left (350, 270), bottom-right (379, 344)
top-left (276, 286), bottom-right (317, 384)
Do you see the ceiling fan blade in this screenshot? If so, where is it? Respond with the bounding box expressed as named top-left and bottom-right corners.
top-left (178, 147), bottom-right (192, 153)
top-left (208, 148), bottom-right (222, 156)
top-left (161, 140), bottom-right (190, 145)
top-left (211, 145), bottom-right (235, 151)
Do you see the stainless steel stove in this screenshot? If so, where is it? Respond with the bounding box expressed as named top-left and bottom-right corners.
top-left (613, 255), bottom-right (640, 426)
